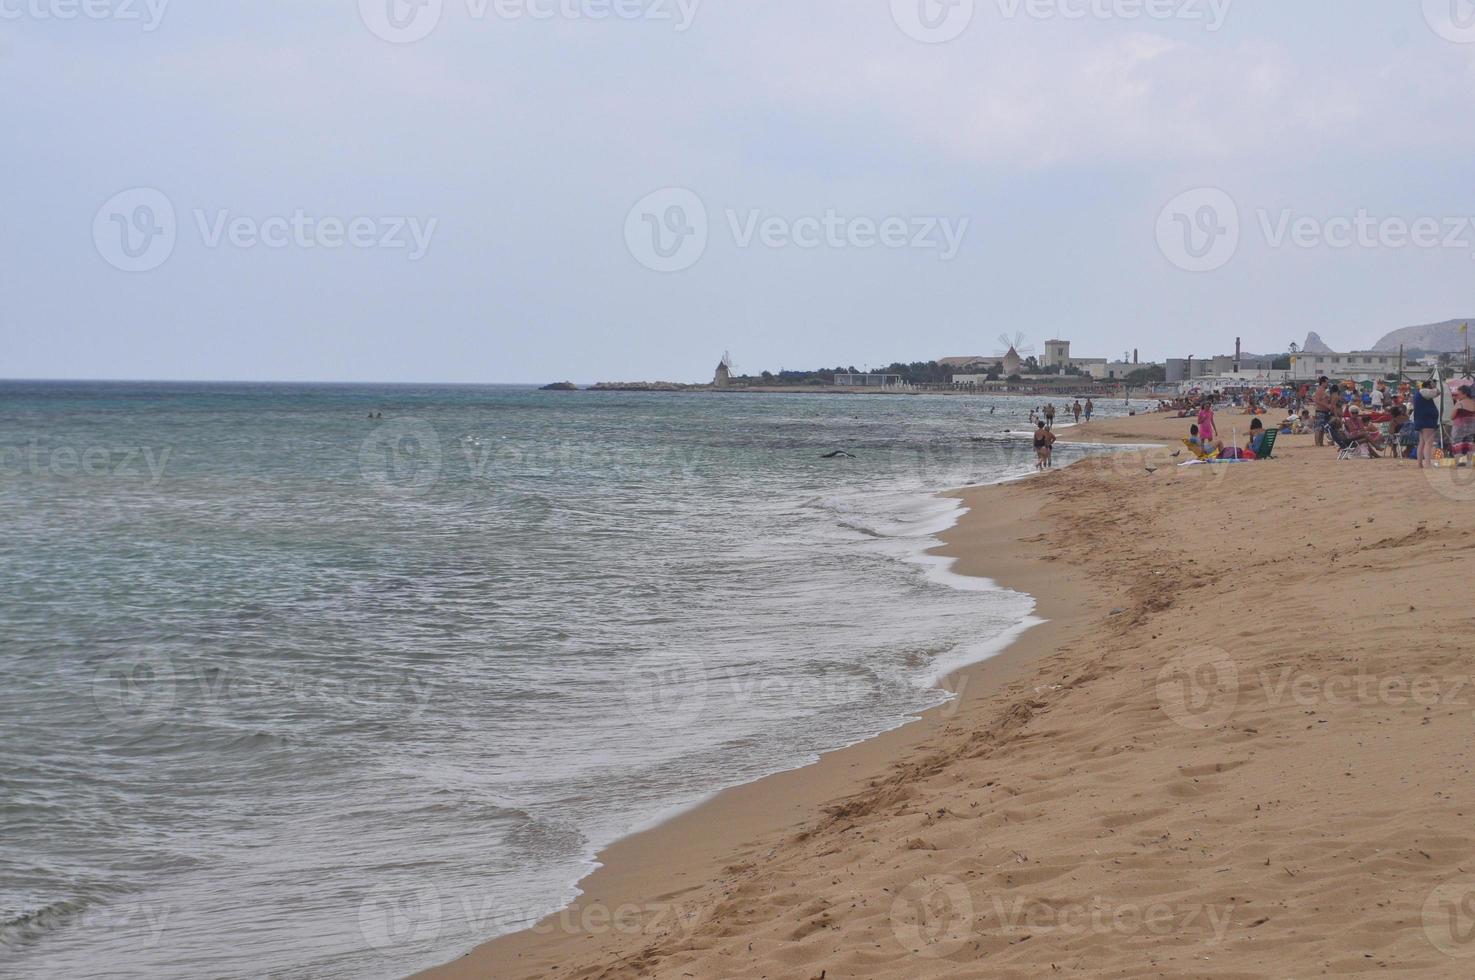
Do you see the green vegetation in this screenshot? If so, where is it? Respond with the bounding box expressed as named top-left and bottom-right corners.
top-left (737, 361), bottom-right (956, 386)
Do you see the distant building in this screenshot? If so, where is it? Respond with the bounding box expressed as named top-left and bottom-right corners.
top-left (834, 373), bottom-right (905, 388)
top-left (1036, 339), bottom-right (1107, 376)
top-left (1291, 350), bottom-right (1402, 381)
top-left (1096, 361), bottom-right (1165, 380)
top-left (1167, 354), bottom-right (1278, 382)
top-left (713, 360), bottom-right (731, 387)
top-left (1042, 339), bottom-right (1072, 368)
top-left (951, 374), bottom-right (997, 387)
top-left (939, 355), bottom-right (989, 370)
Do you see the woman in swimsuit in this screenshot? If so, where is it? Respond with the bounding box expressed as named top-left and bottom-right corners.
top-left (1450, 385), bottom-right (1475, 457)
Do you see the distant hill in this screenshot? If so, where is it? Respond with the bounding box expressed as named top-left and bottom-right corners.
top-left (1301, 332), bottom-right (1335, 354)
top-left (1373, 319), bottom-right (1473, 354)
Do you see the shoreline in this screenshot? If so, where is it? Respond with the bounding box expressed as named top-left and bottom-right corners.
top-left (416, 408), bottom-right (1475, 977)
top-left (411, 418), bottom-right (1152, 979)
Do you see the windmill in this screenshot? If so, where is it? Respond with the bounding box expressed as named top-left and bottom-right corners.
top-left (995, 332), bottom-right (1035, 359)
top-left (713, 350), bottom-right (736, 387)
top-left (993, 333), bottom-right (1034, 375)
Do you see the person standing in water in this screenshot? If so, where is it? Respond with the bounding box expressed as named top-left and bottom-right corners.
top-left (1071, 400), bottom-right (1082, 424)
top-left (1045, 403), bottom-right (1056, 429)
top-left (1084, 398), bottom-right (1094, 422)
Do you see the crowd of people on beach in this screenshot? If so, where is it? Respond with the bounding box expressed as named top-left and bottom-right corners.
top-left (1166, 376), bottom-right (1475, 467)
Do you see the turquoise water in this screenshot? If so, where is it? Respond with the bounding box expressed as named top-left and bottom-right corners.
top-left (0, 382), bottom-right (1132, 978)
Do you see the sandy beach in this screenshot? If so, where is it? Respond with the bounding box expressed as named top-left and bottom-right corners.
top-left (416, 410), bottom-right (1475, 979)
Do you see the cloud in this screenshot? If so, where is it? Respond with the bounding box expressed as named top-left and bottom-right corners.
top-left (714, 7), bottom-right (1474, 173)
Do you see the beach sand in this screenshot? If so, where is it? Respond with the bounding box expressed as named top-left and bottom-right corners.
top-left (416, 410), bottom-right (1475, 978)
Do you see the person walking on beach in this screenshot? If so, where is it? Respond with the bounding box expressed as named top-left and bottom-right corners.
top-left (1072, 400), bottom-right (1082, 424)
top-left (1197, 399), bottom-right (1216, 445)
top-left (1034, 421), bottom-right (1055, 469)
top-left (1084, 398), bottom-right (1094, 422)
top-left (1414, 380), bottom-right (1442, 468)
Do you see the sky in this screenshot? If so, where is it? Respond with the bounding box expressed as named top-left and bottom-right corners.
top-left (4, 0), bottom-right (1475, 383)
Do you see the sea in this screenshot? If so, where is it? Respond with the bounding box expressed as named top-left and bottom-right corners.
top-left (0, 382), bottom-right (1143, 979)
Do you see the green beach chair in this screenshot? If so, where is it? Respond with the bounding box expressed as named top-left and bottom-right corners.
top-left (1255, 428), bottom-right (1278, 459)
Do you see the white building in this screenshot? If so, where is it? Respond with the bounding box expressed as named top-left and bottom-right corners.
top-left (1167, 355), bottom-right (1281, 382)
top-left (1042, 339), bottom-right (1071, 368)
top-left (1290, 351), bottom-right (1402, 381)
top-left (834, 373), bottom-right (905, 388)
top-left (1039, 339), bottom-right (1107, 376)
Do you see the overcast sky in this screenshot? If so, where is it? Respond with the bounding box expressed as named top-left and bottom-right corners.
top-left (5, 0), bottom-right (1475, 383)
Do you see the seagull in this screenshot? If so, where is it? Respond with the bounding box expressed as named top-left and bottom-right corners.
top-left (1145, 466), bottom-right (1159, 474)
top-left (1170, 450), bottom-right (1182, 458)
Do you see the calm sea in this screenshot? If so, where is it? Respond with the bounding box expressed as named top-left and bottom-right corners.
top-left (0, 382), bottom-right (1136, 979)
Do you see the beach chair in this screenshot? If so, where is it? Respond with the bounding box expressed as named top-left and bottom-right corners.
top-left (1181, 438), bottom-right (1218, 461)
top-left (1254, 429), bottom-right (1278, 459)
top-left (1327, 425), bottom-right (1362, 460)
